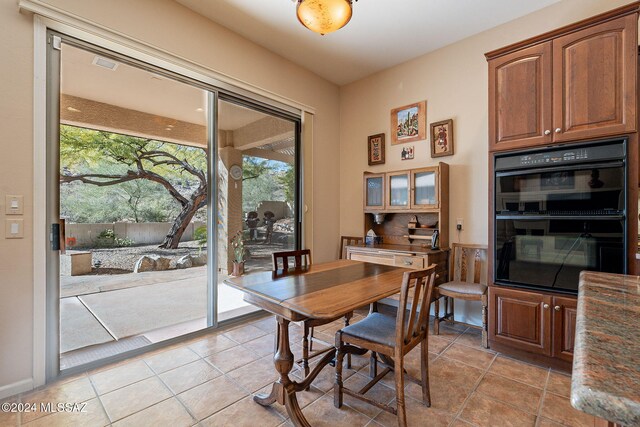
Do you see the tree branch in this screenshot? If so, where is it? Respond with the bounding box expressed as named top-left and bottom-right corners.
top-left (61, 170), bottom-right (189, 206)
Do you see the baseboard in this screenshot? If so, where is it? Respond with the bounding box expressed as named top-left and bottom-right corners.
top-left (488, 340), bottom-right (572, 373)
top-left (0, 378), bottom-right (34, 400)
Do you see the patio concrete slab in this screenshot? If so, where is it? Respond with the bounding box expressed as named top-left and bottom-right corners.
top-left (61, 266), bottom-right (207, 298)
top-left (60, 297), bottom-right (114, 353)
top-left (78, 275), bottom-right (208, 339)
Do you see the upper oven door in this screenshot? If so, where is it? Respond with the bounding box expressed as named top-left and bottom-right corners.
top-left (495, 161), bottom-right (625, 215)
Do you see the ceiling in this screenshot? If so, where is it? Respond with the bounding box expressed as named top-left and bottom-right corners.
top-left (60, 43), bottom-right (296, 159)
top-left (61, 43), bottom-right (268, 130)
top-left (176, 0), bottom-right (561, 85)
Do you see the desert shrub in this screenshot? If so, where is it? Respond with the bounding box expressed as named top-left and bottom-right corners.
top-left (194, 225), bottom-right (207, 252)
top-left (95, 229), bottom-right (135, 248)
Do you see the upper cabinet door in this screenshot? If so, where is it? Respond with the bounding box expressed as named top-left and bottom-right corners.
top-left (410, 167), bottom-right (439, 209)
top-left (363, 173), bottom-right (385, 211)
top-left (489, 42), bottom-right (553, 151)
top-left (553, 15), bottom-right (637, 142)
top-left (386, 171), bottom-right (411, 210)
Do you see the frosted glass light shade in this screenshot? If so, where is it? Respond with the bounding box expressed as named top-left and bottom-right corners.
top-left (297, 0), bottom-right (353, 35)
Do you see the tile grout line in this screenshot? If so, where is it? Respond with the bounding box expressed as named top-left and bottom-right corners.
top-left (535, 369), bottom-right (552, 426)
top-left (142, 358), bottom-right (201, 426)
top-left (449, 350), bottom-right (498, 426)
top-left (86, 370), bottom-right (114, 427)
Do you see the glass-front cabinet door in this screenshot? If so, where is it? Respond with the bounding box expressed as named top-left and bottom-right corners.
top-left (411, 167), bottom-right (439, 209)
top-left (387, 171), bottom-right (411, 210)
top-left (363, 173), bottom-right (386, 211)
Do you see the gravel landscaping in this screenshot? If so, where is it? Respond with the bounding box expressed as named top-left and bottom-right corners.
top-left (73, 236), bottom-right (292, 275)
top-left (79, 241), bottom-right (204, 273)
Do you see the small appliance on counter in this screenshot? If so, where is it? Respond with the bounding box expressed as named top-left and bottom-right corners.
top-left (365, 229), bottom-right (383, 245)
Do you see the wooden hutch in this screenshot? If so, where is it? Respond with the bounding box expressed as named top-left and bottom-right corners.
top-left (346, 162), bottom-right (450, 284)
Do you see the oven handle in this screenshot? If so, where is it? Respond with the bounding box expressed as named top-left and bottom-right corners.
top-left (495, 160), bottom-right (624, 177)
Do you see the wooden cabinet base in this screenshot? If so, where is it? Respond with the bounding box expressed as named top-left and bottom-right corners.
top-left (488, 285), bottom-right (577, 368)
top-left (488, 340), bottom-right (572, 373)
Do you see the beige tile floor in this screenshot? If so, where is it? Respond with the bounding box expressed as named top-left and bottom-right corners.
top-left (0, 313), bottom-right (595, 427)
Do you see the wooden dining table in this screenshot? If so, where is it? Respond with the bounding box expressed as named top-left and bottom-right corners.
top-left (224, 259), bottom-right (410, 427)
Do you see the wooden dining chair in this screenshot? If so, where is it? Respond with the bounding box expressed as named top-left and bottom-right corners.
top-left (339, 235), bottom-right (364, 259)
top-left (433, 243), bottom-right (488, 348)
top-left (272, 249), bottom-right (312, 271)
top-left (334, 265), bottom-right (437, 427)
top-left (271, 249), bottom-right (353, 377)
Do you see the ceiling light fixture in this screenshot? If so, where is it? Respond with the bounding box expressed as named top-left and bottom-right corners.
top-left (296, 0), bottom-right (357, 35)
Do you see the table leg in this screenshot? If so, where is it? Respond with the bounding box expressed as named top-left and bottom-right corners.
top-left (253, 316), bottom-right (311, 427)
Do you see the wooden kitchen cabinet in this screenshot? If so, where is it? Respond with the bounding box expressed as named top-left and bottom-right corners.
top-left (487, 11), bottom-right (638, 151)
top-left (489, 286), bottom-right (578, 361)
top-left (553, 14), bottom-right (637, 143)
top-left (552, 296), bottom-right (577, 362)
top-left (488, 42), bottom-right (552, 151)
top-left (489, 286), bottom-right (552, 355)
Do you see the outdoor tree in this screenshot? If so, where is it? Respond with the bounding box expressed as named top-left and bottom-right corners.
top-left (241, 157), bottom-right (294, 213)
top-left (60, 125), bottom-right (207, 249)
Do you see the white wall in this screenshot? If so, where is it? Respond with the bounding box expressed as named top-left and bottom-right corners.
top-left (0, 0), bottom-right (340, 396)
top-left (338, 0), bottom-right (637, 324)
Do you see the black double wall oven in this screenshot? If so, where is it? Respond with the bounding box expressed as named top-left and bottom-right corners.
top-left (494, 139), bottom-right (627, 294)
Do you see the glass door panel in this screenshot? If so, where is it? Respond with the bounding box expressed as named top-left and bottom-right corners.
top-left (216, 98), bottom-right (299, 322)
top-left (364, 174), bottom-right (385, 210)
top-left (412, 168), bottom-right (438, 208)
top-left (57, 42), bottom-right (211, 371)
top-left (387, 172), bottom-right (410, 209)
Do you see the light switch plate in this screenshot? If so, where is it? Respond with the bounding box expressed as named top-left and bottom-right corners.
top-left (5, 195), bottom-right (24, 215)
top-left (5, 219), bottom-right (24, 238)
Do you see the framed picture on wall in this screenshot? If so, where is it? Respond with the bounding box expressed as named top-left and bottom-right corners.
top-left (430, 119), bottom-right (454, 157)
top-left (391, 101), bottom-right (426, 145)
top-left (367, 133), bottom-right (385, 165)
top-left (401, 145), bottom-right (414, 160)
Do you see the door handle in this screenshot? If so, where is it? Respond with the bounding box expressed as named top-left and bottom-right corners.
top-left (50, 223), bottom-right (60, 251)
top-left (543, 303), bottom-right (549, 309)
top-left (554, 305), bottom-right (561, 312)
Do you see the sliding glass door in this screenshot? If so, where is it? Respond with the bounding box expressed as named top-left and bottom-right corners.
top-left (216, 98), bottom-right (300, 321)
top-left (46, 32), bottom-right (301, 378)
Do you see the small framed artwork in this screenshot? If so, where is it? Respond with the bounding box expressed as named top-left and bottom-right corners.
top-left (391, 101), bottom-right (426, 145)
top-left (430, 119), bottom-right (454, 157)
top-left (401, 146), bottom-right (414, 160)
top-left (367, 133), bottom-right (385, 165)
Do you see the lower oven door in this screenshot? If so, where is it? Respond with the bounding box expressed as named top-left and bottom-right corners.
top-left (495, 216), bottom-right (625, 293)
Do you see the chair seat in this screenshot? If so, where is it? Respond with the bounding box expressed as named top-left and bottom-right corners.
top-left (341, 312), bottom-right (397, 348)
top-left (436, 281), bottom-right (487, 297)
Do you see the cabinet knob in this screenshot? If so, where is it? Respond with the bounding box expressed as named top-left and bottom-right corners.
top-left (543, 303), bottom-right (550, 309)
top-left (555, 128), bottom-right (562, 133)
top-left (554, 305), bottom-right (561, 312)
top-left (544, 130), bottom-right (551, 135)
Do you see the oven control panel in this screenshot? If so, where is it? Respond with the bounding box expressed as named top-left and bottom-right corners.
top-left (519, 148), bottom-right (589, 166)
top-left (495, 141), bottom-right (625, 171)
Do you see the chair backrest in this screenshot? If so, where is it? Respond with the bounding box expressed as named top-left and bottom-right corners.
top-left (272, 249), bottom-right (312, 272)
top-left (395, 264), bottom-right (437, 349)
top-left (449, 243), bottom-right (488, 285)
top-left (339, 235), bottom-right (364, 259)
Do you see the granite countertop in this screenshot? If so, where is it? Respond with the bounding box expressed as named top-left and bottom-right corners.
top-left (571, 271), bottom-right (640, 426)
